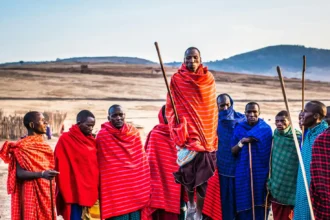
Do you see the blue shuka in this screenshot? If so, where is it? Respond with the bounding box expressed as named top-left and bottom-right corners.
top-left (231, 118), bottom-right (273, 213)
top-left (217, 95), bottom-right (245, 177)
top-left (293, 120), bottom-right (328, 220)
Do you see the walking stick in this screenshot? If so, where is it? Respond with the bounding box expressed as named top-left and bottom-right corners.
top-left (264, 141), bottom-right (273, 220)
top-left (154, 42), bottom-right (180, 124)
top-left (301, 55), bottom-right (306, 146)
top-left (249, 143), bottom-right (255, 220)
top-left (50, 179), bottom-right (55, 220)
top-left (276, 66), bottom-right (315, 220)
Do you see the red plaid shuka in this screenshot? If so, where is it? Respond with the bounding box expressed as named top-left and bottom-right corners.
top-left (141, 108), bottom-right (181, 219)
top-left (0, 135), bottom-right (55, 220)
top-left (310, 127), bottom-right (330, 220)
top-left (96, 122), bottom-right (150, 219)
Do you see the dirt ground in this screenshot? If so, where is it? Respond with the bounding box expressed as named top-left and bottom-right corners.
top-left (1, 63), bottom-right (329, 219)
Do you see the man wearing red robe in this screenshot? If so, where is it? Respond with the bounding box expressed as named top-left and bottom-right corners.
top-left (96, 104), bottom-right (150, 220)
top-left (166, 47), bottom-right (219, 220)
top-left (0, 111), bottom-right (58, 220)
top-left (55, 110), bottom-right (99, 220)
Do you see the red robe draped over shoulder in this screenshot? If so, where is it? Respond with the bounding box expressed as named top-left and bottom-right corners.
top-left (0, 135), bottom-right (55, 220)
top-left (54, 124), bottom-right (99, 220)
top-left (96, 122), bottom-right (150, 219)
top-left (142, 108), bottom-right (181, 219)
top-left (166, 64), bottom-right (218, 152)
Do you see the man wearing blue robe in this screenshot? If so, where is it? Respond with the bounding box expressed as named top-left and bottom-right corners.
top-left (216, 94), bottom-right (245, 220)
top-left (231, 102), bottom-right (273, 220)
top-left (293, 101), bottom-right (328, 220)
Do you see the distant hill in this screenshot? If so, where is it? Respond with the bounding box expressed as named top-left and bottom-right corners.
top-left (2, 45), bottom-right (329, 80)
top-left (167, 45), bottom-right (330, 80)
top-left (0, 56), bottom-right (156, 66)
top-left (56, 56), bottom-right (156, 65)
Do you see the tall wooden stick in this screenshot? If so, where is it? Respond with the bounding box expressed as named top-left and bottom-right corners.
top-left (154, 42), bottom-right (179, 124)
top-left (302, 55), bottom-right (306, 109)
top-left (277, 66), bottom-right (315, 220)
top-left (301, 55), bottom-right (306, 145)
top-left (264, 141), bottom-right (273, 220)
top-left (249, 143), bottom-right (255, 220)
top-left (50, 180), bottom-right (55, 220)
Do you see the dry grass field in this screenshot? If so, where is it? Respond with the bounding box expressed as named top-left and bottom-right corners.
top-left (0, 62), bottom-right (330, 219)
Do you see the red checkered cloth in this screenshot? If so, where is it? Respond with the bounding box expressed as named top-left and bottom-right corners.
top-left (310, 127), bottom-right (330, 220)
top-left (0, 135), bottom-right (55, 220)
top-left (96, 122), bottom-right (150, 219)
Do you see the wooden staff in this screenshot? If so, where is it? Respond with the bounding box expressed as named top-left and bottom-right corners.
top-left (276, 66), bottom-right (315, 220)
top-left (264, 141), bottom-right (273, 220)
top-left (50, 179), bottom-right (55, 220)
top-left (249, 142), bottom-right (255, 220)
top-left (301, 55), bottom-right (306, 145)
top-left (154, 42), bottom-right (179, 124)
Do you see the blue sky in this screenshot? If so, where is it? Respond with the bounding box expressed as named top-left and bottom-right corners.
top-left (1, 0), bottom-right (329, 63)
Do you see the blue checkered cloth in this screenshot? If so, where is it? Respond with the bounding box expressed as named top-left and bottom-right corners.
top-left (231, 118), bottom-right (273, 212)
top-left (216, 96), bottom-right (245, 177)
top-left (293, 120), bottom-right (328, 220)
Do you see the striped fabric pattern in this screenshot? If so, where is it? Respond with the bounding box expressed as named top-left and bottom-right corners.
top-left (166, 64), bottom-right (218, 152)
top-left (96, 122), bottom-right (150, 219)
top-left (0, 135), bottom-right (55, 220)
top-left (143, 109), bottom-right (181, 217)
top-left (310, 127), bottom-right (330, 220)
top-left (231, 119), bottom-right (273, 212)
top-left (203, 172), bottom-right (222, 220)
top-left (293, 120), bottom-right (328, 220)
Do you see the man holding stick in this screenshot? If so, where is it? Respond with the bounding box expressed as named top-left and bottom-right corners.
top-left (231, 102), bottom-right (272, 220)
top-left (0, 111), bottom-right (58, 220)
top-left (166, 47), bottom-right (218, 220)
top-left (267, 110), bottom-right (302, 220)
top-left (293, 101), bottom-right (328, 220)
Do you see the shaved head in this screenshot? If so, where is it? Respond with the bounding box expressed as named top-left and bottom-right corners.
top-left (303, 101), bottom-right (327, 128)
top-left (184, 47), bottom-right (201, 57)
top-left (76, 110), bottom-right (95, 124)
top-left (23, 111), bottom-right (48, 134)
top-left (108, 104), bottom-right (123, 116)
top-left (217, 93), bottom-right (232, 112)
top-left (306, 101), bottom-right (327, 119)
top-left (23, 111), bottom-right (40, 129)
top-left (108, 104), bottom-right (125, 129)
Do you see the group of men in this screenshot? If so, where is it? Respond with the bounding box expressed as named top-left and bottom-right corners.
top-left (217, 96), bottom-right (330, 220)
top-left (1, 47), bottom-right (330, 220)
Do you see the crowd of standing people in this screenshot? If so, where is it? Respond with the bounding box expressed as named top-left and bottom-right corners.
top-left (1, 47), bottom-right (330, 220)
